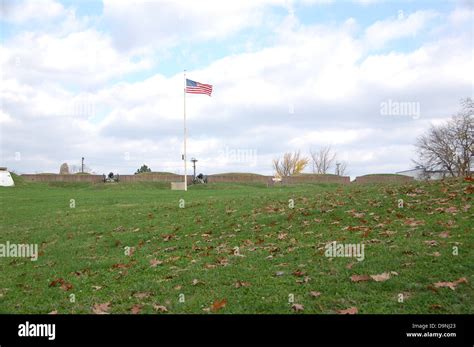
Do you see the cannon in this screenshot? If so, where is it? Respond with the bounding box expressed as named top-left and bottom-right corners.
top-left (193, 173), bottom-right (208, 184)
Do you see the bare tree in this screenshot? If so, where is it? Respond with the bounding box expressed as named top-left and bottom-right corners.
top-left (273, 150), bottom-right (309, 177)
top-left (69, 164), bottom-right (92, 174)
top-left (310, 146), bottom-right (336, 174)
top-left (414, 98), bottom-right (473, 177)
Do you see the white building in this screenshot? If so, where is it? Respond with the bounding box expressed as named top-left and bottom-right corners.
top-left (0, 167), bottom-right (15, 187)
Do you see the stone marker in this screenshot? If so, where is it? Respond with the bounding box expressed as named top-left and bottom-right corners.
top-left (59, 163), bottom-right (70, 174)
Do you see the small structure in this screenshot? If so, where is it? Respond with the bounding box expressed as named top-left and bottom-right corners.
top-left (171, 182), bottom-right (186, 190)
top-left (0, 167), bottom-right (15, 187)
top-left (59, 163), bottom-right (70, 174)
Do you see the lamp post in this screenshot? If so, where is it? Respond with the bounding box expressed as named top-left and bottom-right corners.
top-left (191, 158), bottom-right (198, 179)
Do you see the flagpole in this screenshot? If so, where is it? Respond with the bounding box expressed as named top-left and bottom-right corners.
top-left (183, 70), bottom-right (187, 191)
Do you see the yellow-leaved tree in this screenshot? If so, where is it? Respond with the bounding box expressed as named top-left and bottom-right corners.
top-left (272, 150), bottom-right (309, 177)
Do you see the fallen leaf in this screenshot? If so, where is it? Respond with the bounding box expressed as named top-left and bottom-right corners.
top-left (210, 299), bottom-right (227, 312)
top-left (149, 259), bottom-right (163, 267)
top-left (370, 272), bottom-right (391, 282)
top-left (192, 279), bottom-right (204, 286)
top-left (291, 303), bottom-right (304, 312)
top-left (309, 291), bottom-right (321, 298)
top-left (130, 304), bottom-right (142, 314)
top-left (433, 277), bottom-right (468, 290)
top-left (133, 292), bottom-right (152, 299)
top-left (153, 304), bottom-right (168, 313)
top-left (48, 310), bottom-right (58, 314)
top-left (234, 280), bottom-right (251, 288)
top-left (92, 302), bottom-right (111, 314)
top-left (438, 231), bottom-right (450, 239)
top-left (49, 278), bottom-right (73, 291)
top-left (296, 276), bottom-right (311, 284)
top-left (429, 304), bottom-right (442, 310)
top-left (337, 306), bottom-right (358, 314)
top-left (293, 270), bottom-right (306, 277)
top-left (60, 282), bottom-right (73, 291)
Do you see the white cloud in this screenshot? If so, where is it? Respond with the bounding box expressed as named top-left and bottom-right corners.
top-left (2, 30), bottom-right (152, 87)
top-left (1, 0), bottom-right (65, 24)
top-left (364, 10), bottom-right (438, 48)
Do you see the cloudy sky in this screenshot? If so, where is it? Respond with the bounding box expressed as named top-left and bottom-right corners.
top-left (0, 0), bottom-right (472, 178)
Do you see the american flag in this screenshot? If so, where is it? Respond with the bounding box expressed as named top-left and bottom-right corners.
top-left (186, 79), bottom-right (213, 96)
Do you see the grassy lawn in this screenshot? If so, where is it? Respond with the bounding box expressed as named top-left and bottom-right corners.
top-left (0, 176), bottom-right (472, 314)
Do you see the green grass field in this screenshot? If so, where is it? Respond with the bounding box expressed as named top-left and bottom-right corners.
top-left (0, 176), bottom-right (472, 314)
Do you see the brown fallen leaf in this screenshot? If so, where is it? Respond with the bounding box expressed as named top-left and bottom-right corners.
top-left (192, 279), bottom-right (204, 286)
top-left (60, 282), bottom-right (73, 291)
top-left (149, 259), bottom-right (163, 267)
top-left (130, 304), bottom-right (142, 314)
top-left (210, 299), bottom-right (227, 312)
top-left (309, 291), bottom-right (321, 298)
top-left (296, 276), bottom-right (311, 284)
top-left (49, 278), bottom-right (73, 291)
top-left (153, 304), bottom-right (168, 313)
top-left (234, 280), bottom-right (251, 288)
top-left (345, 262), bottom-right (355, 270)
top-left (291, 303), bottom-right (304, 312)
top-left (133, 292), bottom-right (152, 299)
top-left (433, 277), bottom-right (468, 290)
top-left (48, 310), bottom-right (58, 314)
top-left (350, 274), bottom-right (371, 282)
top-left (337, 306), bottom-right (358, 314)
top-left (293, 270), bottom-right (306, 277)
top-left (370, 272), bottom-right (391, 282)
top-left (92, 302), bottom-right (111, 314)
top-left (438, 231), bottom-right (450, 239)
